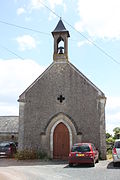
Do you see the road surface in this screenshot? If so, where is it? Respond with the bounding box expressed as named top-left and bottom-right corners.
top-left (0, 159), bottom-right (119, 180)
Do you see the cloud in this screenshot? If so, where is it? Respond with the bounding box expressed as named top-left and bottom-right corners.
top-left (29, 0), bottom-right (65, 10)
top-left (0, 103), bottom-right (19, 115)
top-left (29, 0), bottom-right (44, 10)
top-left (0, 59), bottom-right (45, 115)
top-left (106, 97), bottom-right (120, 110)
top-left (48, 0), bottom-right (66, 20)
top-left (107, 113), bottom-right (120, 121)
top-left (77, 40), bottom-right (92, 47)
top-left (106, 96), bottom-right (120, 134)
top-left (75, 0), bottom-right (120, 39)
top-left (48, 0), bottom-right (66, 10)
top-left (28, 0), bottom-right (66, 20)
top-left (16, 35), bottom-right (36, 51)
top-left (17, 7), bottom-right (26, 15)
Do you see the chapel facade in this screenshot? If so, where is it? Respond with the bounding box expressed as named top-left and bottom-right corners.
top-left (18, 19), bottom-right (106, 159)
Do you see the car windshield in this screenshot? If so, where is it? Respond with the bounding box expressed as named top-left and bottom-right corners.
top-left (0, 143), bottom-right (10, 150)
top-left (71, 144), bottom-right (90, 152)
top-left (115, 141), bottom-right (120, 148)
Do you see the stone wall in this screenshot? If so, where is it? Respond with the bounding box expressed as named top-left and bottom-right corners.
top-left (18, 62), bottom-right (106, 159)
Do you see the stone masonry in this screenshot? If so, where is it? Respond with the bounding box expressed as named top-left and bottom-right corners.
top-left (18, 19), bottom-right (106, 159)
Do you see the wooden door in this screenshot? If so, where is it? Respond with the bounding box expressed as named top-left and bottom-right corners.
top-left (53, 122), bottom-right (70, 159)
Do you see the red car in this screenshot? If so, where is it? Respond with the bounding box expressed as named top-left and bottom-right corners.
top-left (68, 143), bottom-right (99, 167)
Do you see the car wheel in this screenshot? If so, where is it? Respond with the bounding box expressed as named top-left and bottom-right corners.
top-left (96, 158), bottom-right (99, 163)
top-left (91, 160), bottom-right (95, 167)
top-left (113, 162), bottom-right (117, 167)
top-left (69, 163), bottom-right (73, 167)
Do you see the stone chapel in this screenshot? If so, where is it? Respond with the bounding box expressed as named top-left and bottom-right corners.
top-left (18, 19), bottom-right (106, 159)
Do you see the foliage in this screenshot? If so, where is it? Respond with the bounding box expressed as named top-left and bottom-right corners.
top-left (15, 149), bottom-right (48, 160)
top-left (15, 149), bottom-right (37, 160)
top-left (106, 133), bottom-right (112, 139)
top-left (106, 133), bottom-right (114, 151)
top-left (106, 137), bottom-right (115, 144)
top-left (106, 126), bottom-right (120, 160)
top-left (113, 127), bottom-right (120, 139)
top-left (37, 151), bottom-right (48, 159)
top-left (106, 126), bottom-right (120, 152)
top-left (113, 127), bottom-right (120, 134)
top-left (107, 149), bottom-right (112, 160)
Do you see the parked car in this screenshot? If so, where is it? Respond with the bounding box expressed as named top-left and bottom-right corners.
top-left (68, 143), bottom-right (99, 167)
top-left (112, 139), bottom-right (120, 166)
top-left (0, 141), bottom-right (17, 158)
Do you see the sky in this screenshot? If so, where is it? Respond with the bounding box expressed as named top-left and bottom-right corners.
top-left (0, 0), bottom-right (120, 135)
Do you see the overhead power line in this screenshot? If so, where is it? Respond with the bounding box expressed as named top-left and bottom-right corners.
top-left (39, 1), bottom-right (120, 66)
top-left (0, 3), bottom-right (120, 65)
top-left (0, 45), bottom-right (24, 60)
top-left (63, 20), bottom-right (120, 65)
top-left (0, 20), bottom-right (50, 36)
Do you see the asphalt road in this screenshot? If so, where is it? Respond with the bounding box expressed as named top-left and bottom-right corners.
top-left (0, 159), bottom-right (119, 180)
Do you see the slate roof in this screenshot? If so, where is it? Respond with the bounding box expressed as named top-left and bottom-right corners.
top-left (0, 116), bottom-right (19, 133)
top-left (52, 19), bottom-right (70, 37)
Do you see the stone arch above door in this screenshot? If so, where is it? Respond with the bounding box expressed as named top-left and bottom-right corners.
top-left (45, 113), bottom-right (77, 158)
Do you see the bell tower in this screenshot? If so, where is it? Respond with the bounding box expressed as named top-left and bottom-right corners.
top-left (52, 19), bottom-right (70, 62)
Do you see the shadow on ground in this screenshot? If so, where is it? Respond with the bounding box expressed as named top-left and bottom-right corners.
top-left (64, 163), bottom-right (94, 168)
top-left (107, 161), bottom-right (120, 169)
top-left (0, 158), bottom-right (68, 167)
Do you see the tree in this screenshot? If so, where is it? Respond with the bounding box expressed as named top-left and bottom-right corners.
top-left (113, 127), bottom-right (120, 139)
top-left (106, 133), bottom-right (112, 139)
top-left (106, 133), bottom-right (114, 151)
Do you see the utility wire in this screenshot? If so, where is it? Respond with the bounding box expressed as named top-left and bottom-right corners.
top-left (0, 19), bottom-right (50, 59)
top-left (39, 1), bottom-right (120, 65)
top-left (63, 19), bottom-right (120, 65)
top-left (0, 20), bottom-right (50, 36)
top-left (0, 45), bottom-right (24, 60)
top-left (0, 3), bottom-right (120, 65)
top-left (39, 1), bottom-right (60, 19)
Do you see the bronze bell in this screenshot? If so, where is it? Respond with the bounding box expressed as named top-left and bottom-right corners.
top-left (58, 46), bottom-right (64, 54)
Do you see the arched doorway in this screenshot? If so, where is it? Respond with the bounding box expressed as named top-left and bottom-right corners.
top-left (53, 122), bottom-right (70, 159)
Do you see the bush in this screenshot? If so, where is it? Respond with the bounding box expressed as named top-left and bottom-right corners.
top-left (107, 149), bottom-right (112, 160)
top-left (37, 151), bottom-right (48, 159)
top-left (15, 149), bottom-right (48, 160)
top-left (15, 149), bottom-right (37, 160)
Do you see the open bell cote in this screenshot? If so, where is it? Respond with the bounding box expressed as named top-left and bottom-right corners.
top-left (52, 19), bottom-right (70, 62)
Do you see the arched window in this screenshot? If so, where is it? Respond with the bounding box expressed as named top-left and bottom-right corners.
top-left (57, 37), bottom-right (64, 54)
